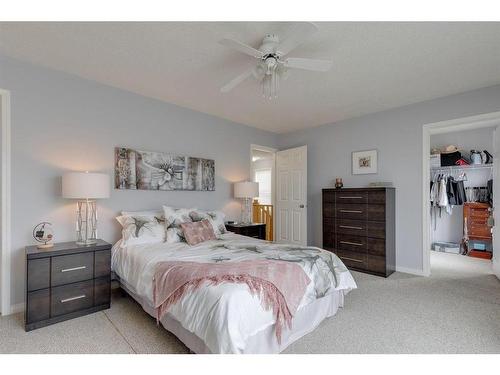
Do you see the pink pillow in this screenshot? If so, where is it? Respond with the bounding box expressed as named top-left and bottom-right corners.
top-left (180, 219), bottom-right (217, 246)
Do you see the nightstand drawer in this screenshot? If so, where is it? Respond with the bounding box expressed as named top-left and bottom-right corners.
top-left (27, 258), bottom-right (50, 291)
top-left (51, 280), bottom-right (94, 317)
top-left (51, 252), bottom-right (94, 287)
top-left (94, 250), bottom-right (111, 278)
top-left (26, 289), bottom-right (50, 323)
top-left (94, 277), bottom-right (111, 306)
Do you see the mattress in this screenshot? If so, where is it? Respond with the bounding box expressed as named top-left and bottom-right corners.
top-left (111, 233), bottom-right (357, 353)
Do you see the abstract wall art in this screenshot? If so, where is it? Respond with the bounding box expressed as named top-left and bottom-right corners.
top-left (115, 147), bottom-right (215, 191)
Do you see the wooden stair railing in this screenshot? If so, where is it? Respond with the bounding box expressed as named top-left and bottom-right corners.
top-left (252, 201), bottom-right (273, 241)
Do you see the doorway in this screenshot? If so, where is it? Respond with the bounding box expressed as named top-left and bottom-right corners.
top-left (422, 111), bottom-right (500, 278)
top-left (250, 145), bottom-right (276, 241)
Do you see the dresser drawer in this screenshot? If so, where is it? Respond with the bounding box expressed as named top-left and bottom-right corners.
top-left (368, 190), bottom-right (386, 204)
top-left (51, 252), bottom-right (94, 287)
top-left (335, 249), bottom-right (366, 269)
top-left (51, 280), bottom-right (94, 317)
top-left (26, 289), bottom-right (50, 323)
top-left (94, 250), bottom-right (111, 278)
top-left (337, 234), bottom-right (367, 253)
top-left (367, 221), bottom-right (386, 239)
top-left (337, 204), bottom-right (367, 220)
top-left (323, 203), bottom-right (336, 218)
top-left (27, 258), bottom-right (50, 292)
top-left (336, 191), bottom-right (368, 204)
top-left (367, 237), bottom-right (386, 256)
top-left (94, 277), bottom-right (111, 306)
top-left (367, 255), bottom-right (386, 274)
top-left (323, 218), bottom-right (335, 249)
top-left (367, 204), bottom-right (385, 221)
top-left (337, 219), bottom-right (367, 236)
top-left (323, 191), bottom-right (335, 203)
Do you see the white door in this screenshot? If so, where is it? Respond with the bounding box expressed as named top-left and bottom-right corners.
top-left (493, 127), bottom-right (500, 279)
top-left (275, 145), bottom-right (307, 245)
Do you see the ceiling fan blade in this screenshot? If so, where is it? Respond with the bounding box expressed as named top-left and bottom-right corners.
top-left (220, 68), bottom-right (255, 93)
top-left (276, 22), bottom-right (319, 56)
top-left (219, 38), bottom-right (265, 59)
top-left (285, 57), bottom-right (333, 72)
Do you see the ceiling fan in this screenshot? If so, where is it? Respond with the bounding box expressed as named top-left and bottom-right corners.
top-left (219, 23), bottom-right (332, 100)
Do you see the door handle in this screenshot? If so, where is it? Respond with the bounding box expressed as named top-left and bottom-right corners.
top-left (299, 204), bottom-right (305, 208)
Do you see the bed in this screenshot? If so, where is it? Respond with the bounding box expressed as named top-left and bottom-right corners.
top-left (111, 232), bottom-right (357, 354)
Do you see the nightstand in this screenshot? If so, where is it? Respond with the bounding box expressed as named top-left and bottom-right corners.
top-left (225, 223), bottom-right (266, 240)
top-left (25, 239), bottom-right (112, 331)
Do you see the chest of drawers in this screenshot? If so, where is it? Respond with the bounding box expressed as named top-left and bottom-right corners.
top-left (463, 202), bottom-right (492, 240)
top-left (322, 187), bottom-right (395, 277)
top-left (25, 240), bottom-right (112, 331)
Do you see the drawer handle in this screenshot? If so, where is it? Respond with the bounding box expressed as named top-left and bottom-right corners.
top-left (61, 266), bottom-right (86, 273)
top-left (340, 240), bottom-right (364, 246)
top-left (339, 196), bottom-right (363, 199)
top-left (61, 294), bottom-right (86, 303)
top-left (339, 225), bottom-right (363, 230)
top-left (339, 210), bottom-right (363, 213)
top-left (340, 256), bottom-right (363, 263)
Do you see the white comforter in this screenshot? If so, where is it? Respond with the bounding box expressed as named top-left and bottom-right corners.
top-left (111, 233), bottom-right (357, 353)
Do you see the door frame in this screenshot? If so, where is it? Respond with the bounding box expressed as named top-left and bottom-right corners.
top-left (250, 144), bottom-right (277, 240)
top-left (422, 111), bottom-right (500, 277)
top-left (1, 88), bottom-right (12, 316)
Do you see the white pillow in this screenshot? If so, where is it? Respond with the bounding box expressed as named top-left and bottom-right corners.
top-left (162, 206), bottom-right (196, 243)
top-left (116, 214), bottom-right (165, 247)
top-left (189, 209), bottom-right (227, 236)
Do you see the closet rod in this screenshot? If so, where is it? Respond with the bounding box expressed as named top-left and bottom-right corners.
top-left (430, 164), bottom-right (493, 172)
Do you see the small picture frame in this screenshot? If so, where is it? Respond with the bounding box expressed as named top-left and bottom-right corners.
top-left (352, 149), bottom-right (378, 175)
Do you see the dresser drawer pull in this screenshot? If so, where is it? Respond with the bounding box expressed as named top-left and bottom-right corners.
top-left (339, 225), bottom-right (363, 230)
top-left (339, 210), bottom-right (363, 213)
top-left (340, 240), bottom-right (363, 246)
top-left (60, 294), bottom-right (86, 303)
top-left (340, 256), bottom-right (363, 263)
top-left (61, 266), bottom-right (86, 273)
top-left (339, 196), bottom-right (363, 199)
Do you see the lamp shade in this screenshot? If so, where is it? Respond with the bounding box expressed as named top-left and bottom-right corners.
top-left (62, 172), bottom-right (110, 199)
top-left (234, 181), bottom-right (259, 199)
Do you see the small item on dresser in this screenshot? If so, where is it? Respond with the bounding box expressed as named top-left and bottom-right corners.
top-left (32, 222), bottom-right (54, 249)
top-left (334, 178), bottom-right (343, 189)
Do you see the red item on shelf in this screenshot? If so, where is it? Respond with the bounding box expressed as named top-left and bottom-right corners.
top-left (455, 158), bottom-right (470, 166)
top-left (468, 250), bottom-right (492, 259)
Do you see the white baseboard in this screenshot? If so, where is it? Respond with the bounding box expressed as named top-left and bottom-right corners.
top-left (395, 266), bottom-right (428, 277)
top-left (10, 302), bottom-right (25, 314)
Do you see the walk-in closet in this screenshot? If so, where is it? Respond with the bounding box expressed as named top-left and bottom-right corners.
top-left (429, 127), bottom-right (494, 266)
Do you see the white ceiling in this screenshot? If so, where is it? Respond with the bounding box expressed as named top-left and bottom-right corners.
top-left (1, 22), bottom-right (500, 133)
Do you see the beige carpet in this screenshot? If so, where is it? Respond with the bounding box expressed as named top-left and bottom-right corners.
top-left (1, 252), bottom-right (499, 354)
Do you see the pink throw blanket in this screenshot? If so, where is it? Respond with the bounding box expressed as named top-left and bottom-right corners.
top-left (153, 260), bottom-right (310, 343)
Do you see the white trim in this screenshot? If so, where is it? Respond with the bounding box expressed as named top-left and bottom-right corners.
top-left (395, 266), bottom-right (426, 277)
top-left (1, 89), bottom-right (12, 316)
top-left (422, 111), bottom-right (500, 277)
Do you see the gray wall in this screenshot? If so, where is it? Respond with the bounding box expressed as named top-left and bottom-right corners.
top-left (430, 128), bottom-right (494, 244)
top-left (0, 56), bottom-right (278, 306)
top-left (278, 85), bottom-right (500, 273)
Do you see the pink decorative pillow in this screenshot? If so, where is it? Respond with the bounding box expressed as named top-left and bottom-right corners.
top-left (180, 219), bottom-right (217, 246)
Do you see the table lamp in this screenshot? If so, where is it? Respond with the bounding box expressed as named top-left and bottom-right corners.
top-left (234, 181), bottom-right (259, 224)
top-left (62, 172), bottom-right (110, 245)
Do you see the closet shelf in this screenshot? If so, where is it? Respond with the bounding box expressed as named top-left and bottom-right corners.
top-left (430, 164), bottom-right (493, 171)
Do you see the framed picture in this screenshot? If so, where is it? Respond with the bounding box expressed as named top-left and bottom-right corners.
top-left (352, 149), bottom-right (378, 175)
